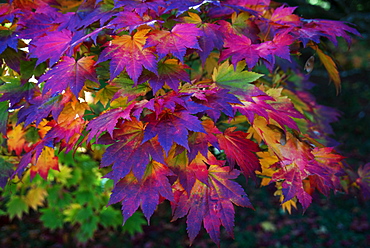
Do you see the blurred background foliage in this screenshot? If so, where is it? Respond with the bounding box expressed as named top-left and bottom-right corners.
top-left (1, 0), bottom-right (369, 247)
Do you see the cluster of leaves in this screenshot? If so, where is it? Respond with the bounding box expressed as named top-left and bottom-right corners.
top-left (0, 0), bottom-right (368, 245)
top-left (0, 150), bottom-right (146, 243)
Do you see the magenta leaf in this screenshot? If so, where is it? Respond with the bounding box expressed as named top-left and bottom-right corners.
top-left (39, 56), bottom-right (98, 97)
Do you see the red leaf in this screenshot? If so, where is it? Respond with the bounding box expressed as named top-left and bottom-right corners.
top-left (188, 119), bottom-right (221, 161)
top-left (108, 161), bottom-right (174, 223)
top-left (172, 160), bottom-right (253, 246)
top-left (30, 146), bottom-right (59, 180)
top-left (39, 56), bottom-right (98, 97)
top-left (217, 127), bottom-right (260, 177)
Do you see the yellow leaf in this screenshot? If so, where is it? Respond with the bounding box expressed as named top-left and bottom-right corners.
top-left (256, 151), bottom-right (279, 186)
top-left (112, 29), bottom-right (151, 50)
top-left (274, 182), bottom-right (297, 214)
top-left (94, 85), bottom-right (119, 107)
top-left (309, 42), bottom-right (341, 94)
top-left (63, 203), bottom-right (82, 222)
top-left (183, 12), bottom-right (202, 25)
top-left (7, 125), bottom-right (26, 156)
top-left (54, 165), bottom-right (73, 184)
top-left (110, 97), bottom-right (129, 108)
top-left (281, 198), bottom-right (297, 214)
top-left (25, 187), bottom-right (48, 210)
top-left (58, 101), bottom-right (88, 125)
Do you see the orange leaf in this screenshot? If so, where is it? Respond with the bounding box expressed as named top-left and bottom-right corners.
top-left (30, 146), bottom-right (59, 180)
top-left (309, 42), bottom-right (341, 94)
top-left (7, 125), bottom-right (26, 156)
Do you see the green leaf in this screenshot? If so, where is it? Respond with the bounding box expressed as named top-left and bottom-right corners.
top-left (76, 215), bottom-right (99, 243)
top-left (74, 190), bottom-right (96, 205)
top-left (47, 185), bottom-right (73, 208)
top-left (40, 208), bottom-right (64, 229)
top-left (0, 101), bottom-right (9, 135)
top-left (0, 156), bottom-right (13, 187)
top-left (213, 60), bottom-right (263, 91)
top-left (6, 196), bottom-right (29, 219)
top-left (75, 205), bottom-right (94, 223)
top-left (99, 206), bottom-right (122, 228)
top-left (122, 211), bottom-right (147, 236)
top-left (20, 58), bottom-right (47, 80)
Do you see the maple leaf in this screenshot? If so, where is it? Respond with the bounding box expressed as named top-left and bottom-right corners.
top-left (138, 59), bottom-right (190, 93)
top-left (86, 102), bottom-right (136, 142)
top-left (39, 56), bottom-right (98, 97)
top-left (0, 157), bottom-right (13, 189)
top-left (183, 12), bottom-right (224, 64)
top-left (357, 163), bottom-right (370, 199)
top-left (270, 5), bottom-right (299, 25)
top-left (109, 11), bottom-right (158, 33)
top-left (212, 60), bottom-right (263, 91)
top-left (130, 91), bottom-right (193, 119)
top-left (251, 117), bottom-right (311, 208)
top-left (143, 109), bottom-right (205, 153)
top-left (29, 29), bottom-right (72, 66)
top-left (97, 29), bottom-right (157, 82)
top-left (265, 88), bottom-right (304, 130)
top-left (17, 90), bottom-right (74, 127)
top-left (0, 78), bottom-right (36, 108)
top-left (309, 147), bottom-right (344, 194)
top-left (308, 42), bottom-right (341, 94)
top-left (7, 124), bottom-right (26, 156)
top-left (41, 101), bottom-right (88, 152)
top-left (17, 12), bottom-right (60, 40)
top-left (256, 151), bottom-right (279, 186)
top-left (0, 101), bottom-right (9, 135)
top-left (220, 33), bottom-right (260, 69)
top-left (217, 127), bottom-right (260, 177)
top-left (190, 85), bottom-right (241, 121)
top-left (233, 94), bottom-right (275, 124)
top-left (301, 19), bottom-right (361, 47)
top-left (167, 149), bottom-right (210, 195)
top-left (110, 75), bottom-right (152, 102)
top-left (44, 118), bottom-right (85, 153)
top-left (108, 161), bottom-right (174, 223)
top-left (145, 23), bottom-right (202, 62)
top-left (273, 165), bottom-right (313, 210)
top-left (188, 119), bottom-right (221, 161)
top-left (114, 0), bottom-right (166, 16)
top-left (171, 159), bottom-right (253, 246)
top-left (0, 23), bottom-right (18, 54)
top-left (100, 118), bottom-right (165, 182)
top-left (25, 187), bottom-right (48, 210)
top-left (256, 29), bottom-right (295, 69)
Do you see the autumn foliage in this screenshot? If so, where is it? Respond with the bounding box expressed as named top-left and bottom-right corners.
top-left (0, 0), bottom-right (368, 246)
